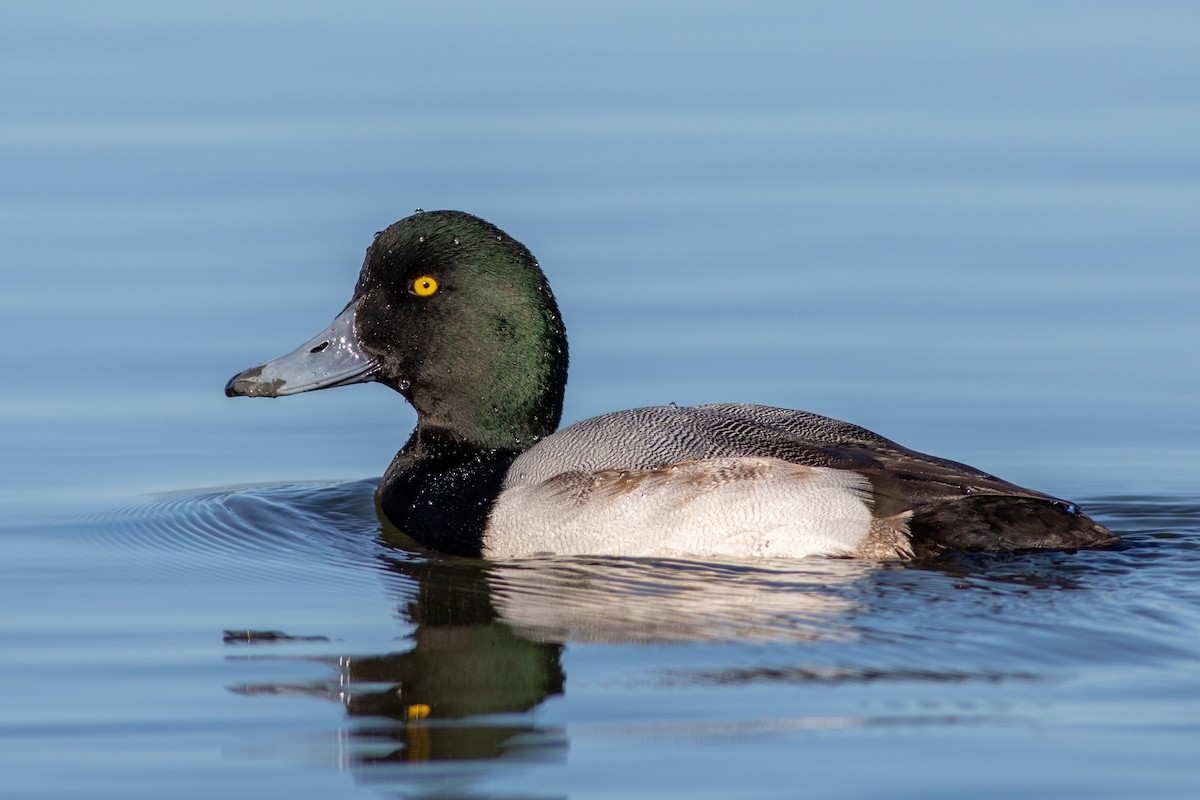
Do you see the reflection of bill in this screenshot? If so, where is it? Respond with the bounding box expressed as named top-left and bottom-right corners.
top-left (228, 557), bottom-right (567, 765)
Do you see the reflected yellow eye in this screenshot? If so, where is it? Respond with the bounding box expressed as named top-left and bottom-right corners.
top-left (410, 276), bottom-right (439, 297)
top-left (405, 703), bottom-right (431, 720)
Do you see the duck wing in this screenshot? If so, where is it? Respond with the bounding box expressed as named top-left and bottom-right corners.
top-left (508, 404), bottom-right (1116, 557)
top-left (689, 405), bottom-right (1117, 555)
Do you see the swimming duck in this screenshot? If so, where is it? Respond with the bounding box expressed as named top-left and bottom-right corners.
top-left (226, 210), bottom-right (1118, 559)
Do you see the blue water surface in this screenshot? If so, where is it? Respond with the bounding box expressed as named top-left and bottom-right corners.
top-left (3, 2), bottom-right (1199, 798)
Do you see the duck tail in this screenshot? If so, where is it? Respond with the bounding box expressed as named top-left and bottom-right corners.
top-left (908, 496), bottom-right (1119, 558)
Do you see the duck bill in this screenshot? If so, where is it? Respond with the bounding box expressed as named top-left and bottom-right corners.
top-left (225, 303), bottom-right (378, 398)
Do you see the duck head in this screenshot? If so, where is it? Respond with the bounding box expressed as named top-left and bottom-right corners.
top-left (226, 210), bottom-right (569, 451)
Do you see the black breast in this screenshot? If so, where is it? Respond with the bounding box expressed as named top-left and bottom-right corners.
top-left (378, 433), bottom-right (518, 557)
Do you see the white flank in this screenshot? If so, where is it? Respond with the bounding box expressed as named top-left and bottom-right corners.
top-left (484, 456), bottom-right (874, 559)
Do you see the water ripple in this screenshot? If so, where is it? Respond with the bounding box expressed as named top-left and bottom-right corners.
top-left (77, 479), bottom-right (387, 588)
top-left (61, 485), bottom-right (1200, 649)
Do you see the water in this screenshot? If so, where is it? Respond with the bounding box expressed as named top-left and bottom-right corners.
top-left (3, 2), bottom-right (1200, 797)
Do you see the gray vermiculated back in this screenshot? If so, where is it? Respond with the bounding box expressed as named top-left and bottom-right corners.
top-left (504, 403), bottom-right (912, 488)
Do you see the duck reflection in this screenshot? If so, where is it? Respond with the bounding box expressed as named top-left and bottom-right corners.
top-left (231, 555), bottom-right (567, 765)
top-left (228, 523), bottom-right (875, 767)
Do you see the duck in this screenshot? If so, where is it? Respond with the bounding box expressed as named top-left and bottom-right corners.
top-left (225, 210), bottom-right (1118, 560)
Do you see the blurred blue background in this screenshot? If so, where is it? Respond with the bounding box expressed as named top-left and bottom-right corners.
top-left (3, 2), bottom-right (1199, 797)
top-left (5, 0), bottom-right (1197, 506)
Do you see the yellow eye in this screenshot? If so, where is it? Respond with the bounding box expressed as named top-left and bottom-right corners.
top-left (410, 276), bottom-right (439, 297)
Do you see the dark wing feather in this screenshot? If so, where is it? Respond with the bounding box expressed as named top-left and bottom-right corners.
top-left (511, 404), bottom-right (1118, 556)
top-left (687, 405), bottom-right (1118, 555)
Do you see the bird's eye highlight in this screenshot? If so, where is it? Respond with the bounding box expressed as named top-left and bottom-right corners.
top-left (410, 276), bottom-right (439, 297)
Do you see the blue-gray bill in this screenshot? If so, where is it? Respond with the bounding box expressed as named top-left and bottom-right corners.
top-left (224, 302), bottom-right (378, 398)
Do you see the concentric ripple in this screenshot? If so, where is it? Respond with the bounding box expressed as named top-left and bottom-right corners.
top-left (77, 478), bottom-right (389, 589)
top-left (58, 487), bottom-right (1200, 645)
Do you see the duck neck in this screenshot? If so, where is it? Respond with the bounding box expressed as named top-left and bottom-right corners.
top-left (408, 387), bottom-right (563, 452)
top-left (378, 428), bottom-right (521, 556)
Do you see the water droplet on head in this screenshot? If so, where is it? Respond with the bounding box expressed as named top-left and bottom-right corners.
top-left (414, 207), bottom-right (424, 214)
top-left (668, 401), bottom-right (679, 409)
top-left (398, 379), bottom-right (412, 391)
top-left (453, 237), bottom-right (460, 245)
